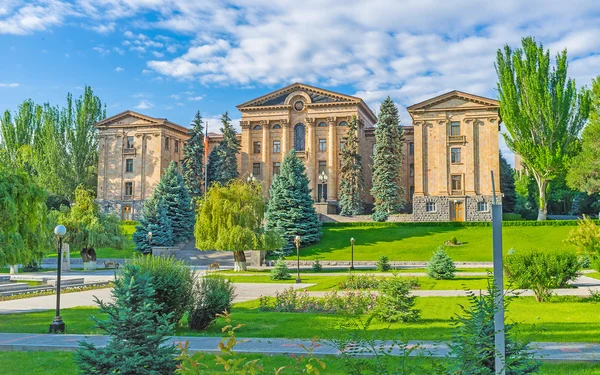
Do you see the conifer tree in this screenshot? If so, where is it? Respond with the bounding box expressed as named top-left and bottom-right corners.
top-left (133, 197), bottom-right (174, 253)
top-left (371, 97), bottom-right (404, 222)
top-left (266, 150), bottom-right (321, 249)
top-left (500, 151), bottom-right (517, 213)
top-left (75, 264), bottom-right (178, 374)
top-left (216, 111), bottom-right (240, 184)
top-left (182, 110), bottom-right (204, 205)
top-left (206, 145), bottom-right (222, 186)
top-left (339, 115), bottom-right (364, 216)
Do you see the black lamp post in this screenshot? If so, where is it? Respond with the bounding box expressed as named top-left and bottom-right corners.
top-left (50, 225), bottom-right (67, 334)
top-left (147, 231), bottom-right (153, 254)
top-left (318, 171), bottom-right (328, 202)
top-left (294, 235), bottom-right (301, 283)
top-left (350, 237), bottom-right (355, 270)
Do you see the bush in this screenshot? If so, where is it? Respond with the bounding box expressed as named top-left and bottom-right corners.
top-left (372, 277), bottom-right (420, 323)
top-left (566, 215), bottom-right (600, 257)
top-left (449, 236), bottom-right (458, 245)
top-left (376, 255), bottom-right (391, 271)
top-left (504, 250), bottom-right (581, 302)
top-left (448, 281), bottom-right (539, 374)
top-left (338, 274), bottom-right (380, 290)
top-left (311, 259), bottom-right (323, 272)
top-left (427, 247), bottom-right (456, 280)
top-left (127, 255), bottom-right (194, 324)
top-left (188, 275), bottom-right (235, 331)
top-left (270, 258), bottom-right (291, 280)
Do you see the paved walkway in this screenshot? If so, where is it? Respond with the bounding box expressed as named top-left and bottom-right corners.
top-left (0, 333), bottom-right (598, 361)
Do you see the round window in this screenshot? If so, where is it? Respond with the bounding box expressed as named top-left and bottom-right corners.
top-left (293, 100), bottom-right (305, 111)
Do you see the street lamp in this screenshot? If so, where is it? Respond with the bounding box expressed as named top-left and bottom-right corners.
top-left (294, 235), bottom-right (301, 283)
top-left (350, 237), bottom-right (355, 270)
top-left (147, 231), bottom-right (153, 254)
top-left (247, 173), bottom-right (256, 183)
top-left (318, 171), bottom-right (328, 202)
top-left (50, 225), bottom-right (67, 334)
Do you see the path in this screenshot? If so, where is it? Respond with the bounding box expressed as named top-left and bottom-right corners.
top-left (0, 333), bottom-right (598, 361)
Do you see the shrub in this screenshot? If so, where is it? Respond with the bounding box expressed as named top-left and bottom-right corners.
top-left (504, 250), bottom-right (581, 302)
top-left (427, 247), bottom-right (456, 280)
top-left (188, 275), bottom-right (235, 331)
top-left (75, 264), bottom-right (177, 374)
top-left (448, 281), bottom-right (539, 374)
top-left (270, 258), bottom-right (291, 280)
top-left (376, 255), bottom-right (391, 271)
top-left (372, 277), bottom-right (420, 323)
top-left (338, 274), bottom-right (380, 290)
top-left (127, 255), bottom-right (194, 324)
top-left (449, 236), bottom-right (459, 245)
top-left (566, 215), bottom-right (600, 257)
top-left (311, 259), bottom-right (323, 272)
top-left (259, 287), bottom-right (377, 315)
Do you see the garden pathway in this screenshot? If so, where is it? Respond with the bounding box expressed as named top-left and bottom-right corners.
top-left (0, 333), bottom-right (598, 361)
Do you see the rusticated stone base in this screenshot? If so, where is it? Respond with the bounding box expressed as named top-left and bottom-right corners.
top-left (413, 195), bottom-right (499, 222)
top-left (97, 199), bottom-right (146, 220)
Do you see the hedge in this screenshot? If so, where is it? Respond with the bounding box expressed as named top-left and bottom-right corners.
top-left (321, 220), bottom-right (595, 228)
top-left (121, 220), bottom-right (140, 226)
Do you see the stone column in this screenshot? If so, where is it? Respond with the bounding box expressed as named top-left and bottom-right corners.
top-left (241, 121), bottom-right (251, 176)
top-left (465, 119), bottom-right (477, 195)
top-left (439, 120), bottom-right (449, 195)
top-left (306, 117), bottom-right (317, 200)
top-left (327, 117), bottom-right (337, 201)
top-left (281, 120), bottom-right (290, 155)
top-left (413, 121), bottom-right (425, 196)
top-left (261, 120), bottom-right (270, 186)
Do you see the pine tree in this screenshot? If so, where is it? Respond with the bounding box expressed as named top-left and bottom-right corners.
top-left (216, 111), bottom-right (240, 184)
top-left (182, 110), bottom-right (204, 205)
top-left (427, 246), bottom-right (456, 280)
top-left (371, 97), bottom-right (404, 222)
top-left (75, 264), bottom-right (178, 374)
top-left (133, 197), bottom-right (174, 253)
top-left (266, 150), bottom-right (321, 250)
top-left (206, 145), bottom-right (222, 186)
top-left (339, 115), bottom-right (364, 216)
top-left (500, 151), bottom-right (517, 213)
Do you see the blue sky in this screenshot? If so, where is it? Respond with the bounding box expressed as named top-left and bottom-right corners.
top-left (1, 0), bottom-right (600, 164)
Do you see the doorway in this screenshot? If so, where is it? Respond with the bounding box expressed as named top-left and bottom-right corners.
top-left (450, 201), bottom-right (464, 222)
top-left (122, 205), bottom-right (132, 221)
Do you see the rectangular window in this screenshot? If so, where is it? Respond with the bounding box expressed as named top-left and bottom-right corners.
top-left (318, 161), bottom-right (327, 174)
top-left (451, 174), bottom-right (462, 192)
top-left (124, 182), bottom-right (133, 197)
top-left (126, 136), bottom-right (134, 149)
top-left (409, 186), bottom-right (414, 199)
top-left (477, 201), bottom-right (489, 212)
top-left (122, 205), bottom-right (132, 221)
top-left (409, 163), bottom-right (414, 177)
top-left (165, 137), bottom-right (170, 150)
top-left (319, 139), bottom-right (327, 152)
top-left (253, 163), bottom-right (261, 176)
top-left (273, 162), bottom-right (280, 176)
top-left (175, 140), bottom-right (179, 152)
top-left (340, 140), bottom-right (345, 151)
top-left (125, 159), bottom-right (133, 173)
top-left (253, 141), bottom-right (261, 154)
top-left (273, 140), bottom-right (281, 153)
top-left (451, 121), bottom-right (460, 136)
top-left (451, 148), bottom-right (461, 164)
top-left (426, 202), bottom-right (436, 212)
top-left (409, 142), bottom-right (414, 155)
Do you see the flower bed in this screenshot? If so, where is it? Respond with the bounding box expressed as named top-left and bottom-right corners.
top-left (259, 287), bottom-right (377, 315)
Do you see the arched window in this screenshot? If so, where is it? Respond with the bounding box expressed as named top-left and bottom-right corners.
top-left (318, 122), bottom-right (327, 127)
top-left (253, 125), bottom-right (263, 130)
top-left (272, 124), bottom-right (281, 129)
top-left (294, 123), bottom-right (306, 151)
top-left (338, 121), bottom-right (348, 127)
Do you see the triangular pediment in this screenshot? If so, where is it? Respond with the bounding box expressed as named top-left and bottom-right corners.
top-left (237, 82), bottom-right (360, 108)
top-left (95, 110), bottom-right (165, 128)
top-left (407, 91), bottom-right (498, 112)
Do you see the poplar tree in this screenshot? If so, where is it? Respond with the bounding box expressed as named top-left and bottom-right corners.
top-left (182, 111), bottom-right (205, 205)
top-left (266, 150), bottom-right (322, 249)
top-left (216, 111), bottom-right (240, 184)
top-left (339, 115), bottom-right (364, 216)
top-left (496, 36), bottom-right (591, 220)
top-left (371, 97), bottom-right (404, 222)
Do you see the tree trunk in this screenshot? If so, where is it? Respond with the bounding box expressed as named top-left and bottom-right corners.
top-left (233, 250), bottom-right (247, 272)
top-left (537, 179), bottom-right (549, 221)
top-left (9, 265), bottom-right (19, 274)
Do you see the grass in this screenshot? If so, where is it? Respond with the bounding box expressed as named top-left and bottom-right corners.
top-left (216, 267), bottom-right (494, 274)
top-left (586, 271), bottom-right (600, 280)
top-left (1, 351), bottom-right (598, 375)
top-left (3, 296), bottom-right (600, 343)
top-left (45, 223), bottom-right (137, 259)
top-left (290, 225), bottom-right (576, 261)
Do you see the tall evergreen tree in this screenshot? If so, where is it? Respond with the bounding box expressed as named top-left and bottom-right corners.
top-left (339, 115), bottom-right (364, 216)
top-left (75, 264), bottom-right (178, 374)
top-left (206, 145), bottom-right (223, 186)
top-left (500, 151), bottom-right (517, 213)
top-left (496, 36), bottom-right (591, 220)
top-left (216, 111), bottom-right (240, 184)
top-left (133, 197), bottom-right (174, 253)
top-left (182, 111), bottom-right (205, 205)
top-left (370, 97), bottom-right (404, 222)
top-left (266, 150), bottom-right (321, 249)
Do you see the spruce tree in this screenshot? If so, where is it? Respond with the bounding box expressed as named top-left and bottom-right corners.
top-left (371, 97), bottom-right (404, 222)
top-left (339, 115), bottom-right (364, 216)
top-left (133, 197), bottom-right (174, 253)
top-left (182, 110), bottom-right (205, 205)
top-left (500, 151), bottom-right (517, 213)
top-left (266, 150), bottom-right (321, 250)
top-left (206, 145), bottom-right (222, 186)
top-left (75, 264), bottom-right (178, 374)
top-left (216, 111), bottom-right (240, 184)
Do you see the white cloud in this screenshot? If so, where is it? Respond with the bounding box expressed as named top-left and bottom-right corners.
top-left (89, 22), bottom-right (115, 34)
top-left (134, 100), bottom-right (154, 109)
top-left (93, 46), bottom-right (110, 55)
top-left (152, 51), bottom-right (164, 58)
top-left (130, 46), bottom-right (146, 53)
top-left (187, 96), bottom-right (202, 101)
top-left (113, 47), bottom-right (125, 55)
top-left (115, 66), bottom-right (124, 72)
top-left (169, 94), bottom-right (180, 100)
top-left (0, 82), bottom-right (19, 88)
top-left (0, 0), bottom-right (72, 35)
top-left (141, 69), bottom-right (152, 74)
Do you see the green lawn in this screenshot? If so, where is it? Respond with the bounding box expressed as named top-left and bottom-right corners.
top-left (291, 225), bottom-right (576, 261)
top-left (45, 224), bottom-right (138, 259)
top-left (217, 267), bottom-right (494, 274)
top-left (3, 296), bottom-right (599, 343)
top-left (1, 351), bottom-right (598, 375)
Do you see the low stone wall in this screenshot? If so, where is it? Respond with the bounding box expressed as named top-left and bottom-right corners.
top-left (152, 243), bottom-right (186, 257)
top-left (413, 195), bottom-right (499, 222)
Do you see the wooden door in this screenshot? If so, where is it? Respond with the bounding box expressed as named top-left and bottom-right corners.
top-left (451, 202), bottom-right (464, 222)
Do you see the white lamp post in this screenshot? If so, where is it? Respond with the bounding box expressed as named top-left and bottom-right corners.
top-left (294, 235), bottom-right (301, 283)
top-left (50, 225), bottom-right (67, 333)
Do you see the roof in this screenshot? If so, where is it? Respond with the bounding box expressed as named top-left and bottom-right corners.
top-left (94, 110), bottom-right (190, 135)
top-left (406, 90), bottom-right (499, 112)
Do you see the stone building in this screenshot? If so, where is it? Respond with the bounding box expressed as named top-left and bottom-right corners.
top-left (95, 111), bottom-right (189, 220)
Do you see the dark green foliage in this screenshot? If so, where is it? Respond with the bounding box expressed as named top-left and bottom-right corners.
top-left (45, 194), bottom-right (70, 211)
top-left (127, 255), bottom-right (194, 324)
top-left (449, 236), bottom-right (459, 245)
top-left (206, 146), bottom-right (222, 186)
top-left (448, 281), bottom-right (539, 374)
top-left (504, 250), bottom-right (581, 302)
top-left (376, 255), bottom-right (391, 271)
top-left (266, 150), bottom-right (322, 250)
top-left (133, 197), bottom-right (174, 253)
top-left (427, 247), bottom-right (456, 280)
top-left (75, 264), bottom-right (177, 374)
top-left (373, 277), bottom-right (420, 323)
top-left (339, 116), bottom-right (364, 216)
top-left (500, 151), bottom-right (517, 213)
top-left (270, 258), bottom-right (291, 280)
top-left (371, 97), bottom-right (404, 222)
top-left (311, 259), bottom-right (323, 272)
top-left (182, 111), bottom-right (205, 204)
top-left (188, 275), bottom-right (235, 331)
top-left (216, 112), bottom-right (241, 185)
